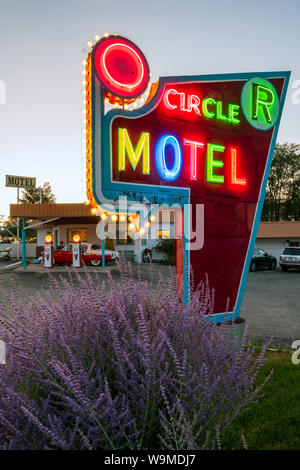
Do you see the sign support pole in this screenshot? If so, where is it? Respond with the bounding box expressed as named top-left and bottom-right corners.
top-left (182, 202), bottom-right (191, 305)
top-left (22, 217), bottom-right (26, 269)
top-left (5, 175), bottom-right (36, 261)
top-left (17, 188), bottom-right (20, 260)
top-left (102, 221), bottom-right (105, 268)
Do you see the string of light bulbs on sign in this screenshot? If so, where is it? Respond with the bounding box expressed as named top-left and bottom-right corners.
top-left (81, 32), bottom-right (153, 237)
top-left (89, 208), bottom-right (156, 236)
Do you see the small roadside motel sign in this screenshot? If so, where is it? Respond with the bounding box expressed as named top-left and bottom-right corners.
top-left (84, 34), bottom-right (290, 322)
top-left (5, 175), bottom-right (36, 189)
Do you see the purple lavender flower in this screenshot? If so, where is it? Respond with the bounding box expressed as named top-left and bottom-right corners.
top-left (0, 260), bottom-right (270, 449)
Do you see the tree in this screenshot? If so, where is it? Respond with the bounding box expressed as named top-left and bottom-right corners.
top-left (1, 217), bottom-right (38, 241)
top-left (262, 143), bottom-right (300, 221)
top-left (20, 181), bottom-right (56, 204)
top-left (2, 182), bottom-right (56, 240)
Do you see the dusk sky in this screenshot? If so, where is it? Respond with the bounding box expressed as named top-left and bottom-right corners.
top-left (0, 0), bottom-right (299, 217)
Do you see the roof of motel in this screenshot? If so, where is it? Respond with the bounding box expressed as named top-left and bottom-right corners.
top-left (10, 203), bottom-right (92, 219)
top-left (257, 221), bottom-right (300, 239)
top-left (9, 203), bottom-right (175, 223)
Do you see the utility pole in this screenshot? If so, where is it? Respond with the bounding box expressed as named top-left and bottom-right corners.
top-left (17, 188), bottom-right (20, 259)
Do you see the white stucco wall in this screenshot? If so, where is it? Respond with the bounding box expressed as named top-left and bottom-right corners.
top-left (37, 228), bottom-right (48, 246)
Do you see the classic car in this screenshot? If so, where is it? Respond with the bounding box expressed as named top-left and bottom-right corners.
top-left (42, 243), bottom-right (120, 266)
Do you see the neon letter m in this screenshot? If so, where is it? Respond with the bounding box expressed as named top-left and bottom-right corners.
top-left (118, 128), bottom-right (150, 174)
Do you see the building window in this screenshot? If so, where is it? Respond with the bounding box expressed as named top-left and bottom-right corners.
top-left (157, 230), bottom-right (170, 240)
top-left (116, 231), bottom-right (134, 245)
top-left (158, 210), bottom-right (175, 223)
top-left (67, 229), bottom-right (88, 243)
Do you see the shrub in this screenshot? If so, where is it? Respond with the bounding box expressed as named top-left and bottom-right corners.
top-left (154, 239), bottom-right (175, 265)
top-left (0, 262), bottom-right (270, 450)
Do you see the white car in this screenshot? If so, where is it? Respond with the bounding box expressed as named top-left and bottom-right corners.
top-left (84, 243), bottom-right (120, 266)
top-left (280, 246), bottom-right (300, 271)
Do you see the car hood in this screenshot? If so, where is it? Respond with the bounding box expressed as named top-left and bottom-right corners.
top-left (89, 249), bottom-right (120, 256)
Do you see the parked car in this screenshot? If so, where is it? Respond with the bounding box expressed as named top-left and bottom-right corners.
top-left (0, 246), bottom-right (11, 261)
top-left (249, 248), bottom-right (277, 272)
top-left (42, 243), bottom-right (120, 266)
top-left (279, 246), bottom-right (300, 271)
top-left (83, 243), bottom-right (120, 266)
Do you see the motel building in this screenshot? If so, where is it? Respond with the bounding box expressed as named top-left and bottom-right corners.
top-left (9, 203), bottom-right (175, 262)
top-left (255, 221), bottom-right (300, 263)
top-left (8, 203), bottom-right (300, 266)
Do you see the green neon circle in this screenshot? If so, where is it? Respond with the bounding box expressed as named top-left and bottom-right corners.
top-left (241, 77), bottom-right (279, 130)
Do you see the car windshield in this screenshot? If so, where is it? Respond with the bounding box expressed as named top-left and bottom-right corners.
top-left (63, 244), bottom-right (88, 251)
top-left (283, 248), bottom-right (300, 255)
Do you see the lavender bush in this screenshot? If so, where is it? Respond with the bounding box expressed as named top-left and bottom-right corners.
top-left (0, 261), bottom-right (270, 450)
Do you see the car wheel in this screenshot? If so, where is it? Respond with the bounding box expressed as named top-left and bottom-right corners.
top-left (250, 261), bottom-right (256, 272)
top-left (269, 260), bottom-right (276, 270)
top-left (281, 265), bottom-right (287, 272)
top-left (91, 259), bottom-right (101, 266)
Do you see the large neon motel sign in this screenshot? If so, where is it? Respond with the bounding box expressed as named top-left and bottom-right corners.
top-left (84, 34), bottom-right (290, 322)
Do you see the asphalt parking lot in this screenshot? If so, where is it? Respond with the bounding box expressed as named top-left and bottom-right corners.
top-left (240, 268), bottom-right (300, 348)
top-left (0, 264), bottom-right (299, 348)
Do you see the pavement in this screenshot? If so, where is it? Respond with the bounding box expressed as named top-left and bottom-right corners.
top-left (240, 269), bottom-right (300, 348)
top-left (0, 261), bottom-right (173, 296)
top-left (0, 262), bottom-right (299, 348)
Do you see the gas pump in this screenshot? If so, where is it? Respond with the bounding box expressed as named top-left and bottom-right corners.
top-left (72, 234), bottom-right (82, 268)
top-left (44, 234), bottom-right (54, 268)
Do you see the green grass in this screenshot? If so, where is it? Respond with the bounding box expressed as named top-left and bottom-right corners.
top-left (222, 349), bottom-right (300, 450)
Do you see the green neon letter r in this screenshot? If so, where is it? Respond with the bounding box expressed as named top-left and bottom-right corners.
top-left (252, 83), bottom-right (275, 123)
